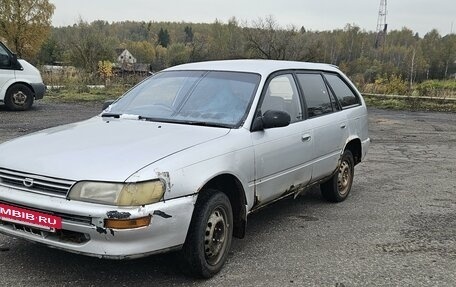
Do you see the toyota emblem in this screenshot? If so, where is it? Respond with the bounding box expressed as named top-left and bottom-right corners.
top-left (23, 178), bottom-right (34, 188)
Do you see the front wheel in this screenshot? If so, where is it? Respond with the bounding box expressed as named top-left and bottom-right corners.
top-left (5, 84), bottom-right (34, 111)
top-left (321, 149), bottom-right (355, 202)
top-left (181, 189), bottom-right (233, 278)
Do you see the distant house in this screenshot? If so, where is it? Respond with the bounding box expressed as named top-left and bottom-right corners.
top-left (113, 48), bottom-right (150, 76)
top-left (116, 48), bottom-right (137, 65)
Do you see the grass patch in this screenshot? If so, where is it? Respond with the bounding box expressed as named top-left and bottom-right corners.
top-left (43, 85), bottom-right (129, 104)
top-left (364, 95), bottom-right (456, 113)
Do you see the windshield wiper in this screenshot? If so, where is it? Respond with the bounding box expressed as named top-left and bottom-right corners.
top-left (180, 121), bottom-right (232, 128)
top-left (101, 114), bottom-right (231, 128)
top-left (139, 116), bottom-right (231, 128)
top-left (101, 113), bottom-right (121, 118)
top-left (101, 113), bottom-right (141, 120)
top-left (137, 115), bottom-right (165, 122)
top-left (102, 113), bottom-right (168, 122)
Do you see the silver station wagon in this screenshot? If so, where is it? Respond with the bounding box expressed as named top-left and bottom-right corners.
top-left (0, 60), bottom-right (369, 278)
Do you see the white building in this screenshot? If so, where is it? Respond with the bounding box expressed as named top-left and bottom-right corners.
top-left (116, 49), bottom-right (137, 65)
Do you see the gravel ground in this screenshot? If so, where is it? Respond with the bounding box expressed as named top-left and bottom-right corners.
top-left (0, 101), bottom-right (455, 286)
top-left (0, 101), bottom-right (101, 142)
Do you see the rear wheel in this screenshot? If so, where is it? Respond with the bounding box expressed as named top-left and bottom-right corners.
top-left (181, 189), bottom-right (233, 278)
top-left (321, 149), bottom-right (355, 202)
top-left (5, 84), bottom-right (34, 111)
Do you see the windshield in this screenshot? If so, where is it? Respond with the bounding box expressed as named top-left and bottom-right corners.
top-left (106, 70), bottom-right (261, 127)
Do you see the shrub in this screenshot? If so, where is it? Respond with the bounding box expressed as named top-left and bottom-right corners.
top-left (361, 74), bottom-right (408, 95)
top-left (415, 80), bottom-right (456, 98)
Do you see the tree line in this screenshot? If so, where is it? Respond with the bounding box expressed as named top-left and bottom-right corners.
top-left (1, 0), bottom-right (455, 86)
top-left (38, 17), bottom-right (456, 85)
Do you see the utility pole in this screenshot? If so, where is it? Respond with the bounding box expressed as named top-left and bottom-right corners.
top-left (410, 48), bottom-right (416, 89)
top-left (374, 0), bottom-right (388, 48)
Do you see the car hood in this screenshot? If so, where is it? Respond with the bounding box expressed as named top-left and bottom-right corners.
top-left (0, 117), bottom-right (230, 181)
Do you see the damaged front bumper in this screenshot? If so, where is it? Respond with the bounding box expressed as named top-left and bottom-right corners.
top-left (0, 185), bottom-right (196, 259)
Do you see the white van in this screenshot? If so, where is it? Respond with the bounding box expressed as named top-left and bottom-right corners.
top-left (0, 42), bottom-right (45, 110)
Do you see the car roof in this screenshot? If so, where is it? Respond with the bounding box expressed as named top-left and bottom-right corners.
top-left (164, 59), bottom-right (340, 77)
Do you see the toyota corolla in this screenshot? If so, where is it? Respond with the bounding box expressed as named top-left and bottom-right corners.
top-left (0, 60), bottom-right (369, 278)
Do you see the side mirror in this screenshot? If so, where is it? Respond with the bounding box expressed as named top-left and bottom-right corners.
top-left (102, 100), bottom-right (115, 111)
top-left (252, 110), bottom-right (291, 131)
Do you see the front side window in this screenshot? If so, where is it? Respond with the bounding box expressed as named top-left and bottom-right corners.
top-left (108, 70), bottom-right (260, 128)
top-left (297, 73), bottom-right (333, 118)
top-left (325, 73), bottom-right (360, 108)
top-left (0, 45), bottom-right (11, 69)
top-left (260, 74), bottom-right (302, 123)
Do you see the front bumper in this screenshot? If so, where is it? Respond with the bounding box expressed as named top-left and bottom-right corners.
top-left (30, 82), bottom-right (46, 100)
top-left (0, 185), bottom-right (196, 259)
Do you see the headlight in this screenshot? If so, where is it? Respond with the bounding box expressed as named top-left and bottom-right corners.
top-left (68, 180), bottom-right (165, 206)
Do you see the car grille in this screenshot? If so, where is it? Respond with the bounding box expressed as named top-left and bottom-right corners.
top-left (0, 168), bottom-right (75, 198)
top-left (0, 220), bottom-right (90, 244)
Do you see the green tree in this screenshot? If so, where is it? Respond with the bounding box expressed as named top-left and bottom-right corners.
top-left (126, 41), bottom-right (156, 63)
top-left (209, 19), bottom-right (229, 59)
top-left (441, 34), bottom-right (456, 78)
top-left (65, 20), bottom-right (116, 73)
top-left (157, 28), bottom-right (170, 47)
top-left (151, 45), bottom-right (167, 71)
top-left (340, 24), bottom-right (364, 62)
top-left (225, 17), bottom-right (243, 59)
top-left (406, 45), bottom-right (428, 86)
top-left (387, 28), bottom-right (417, 47)
top-left (184, 26), bottom-right (194, 43)
top-left (37, 36), bottom-right (63, 64)
top-left (421, 29), bottom-right (444, 79)
top-left (167, 43), bottom-right (190, 66)
top-left (0, 0), bottom-right (55, 60)
top-left (187, 32), bottom-right (210, 62)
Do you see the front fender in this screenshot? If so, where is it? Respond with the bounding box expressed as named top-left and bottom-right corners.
top-left (126, 129), bottom-right (256, 210)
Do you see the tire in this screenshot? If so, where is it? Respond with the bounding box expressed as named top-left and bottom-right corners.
top-left (181, 189), bottom-right (233, 278)
top-left (321, 149), bottom-right (355, 203)
top-left (5, 84), bottom-right (34, 111)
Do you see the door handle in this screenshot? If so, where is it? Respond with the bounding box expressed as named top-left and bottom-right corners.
top-left (340, 124), bottom-right (347, 129)
top-left (301, 134), bottom-right (311, 142)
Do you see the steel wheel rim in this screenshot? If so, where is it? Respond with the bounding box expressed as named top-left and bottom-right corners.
top-left (337, 160), bottom-right (351, 196)
top-left (204, 206), bottom-right (229, 266)
top-left (12, 91), bottom-right (27, 106)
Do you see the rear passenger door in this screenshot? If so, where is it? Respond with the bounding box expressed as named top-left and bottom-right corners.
top-left (296, 73), bottom-right (348, 180)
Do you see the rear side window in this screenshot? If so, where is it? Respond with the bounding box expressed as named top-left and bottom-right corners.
top-left (296, 73), bottom-right (333, 118)
top-left (325, 74), bottom-right (360, 108)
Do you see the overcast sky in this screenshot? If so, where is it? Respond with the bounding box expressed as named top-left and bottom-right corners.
top-left (49, 0), bottom-right (455, 36)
